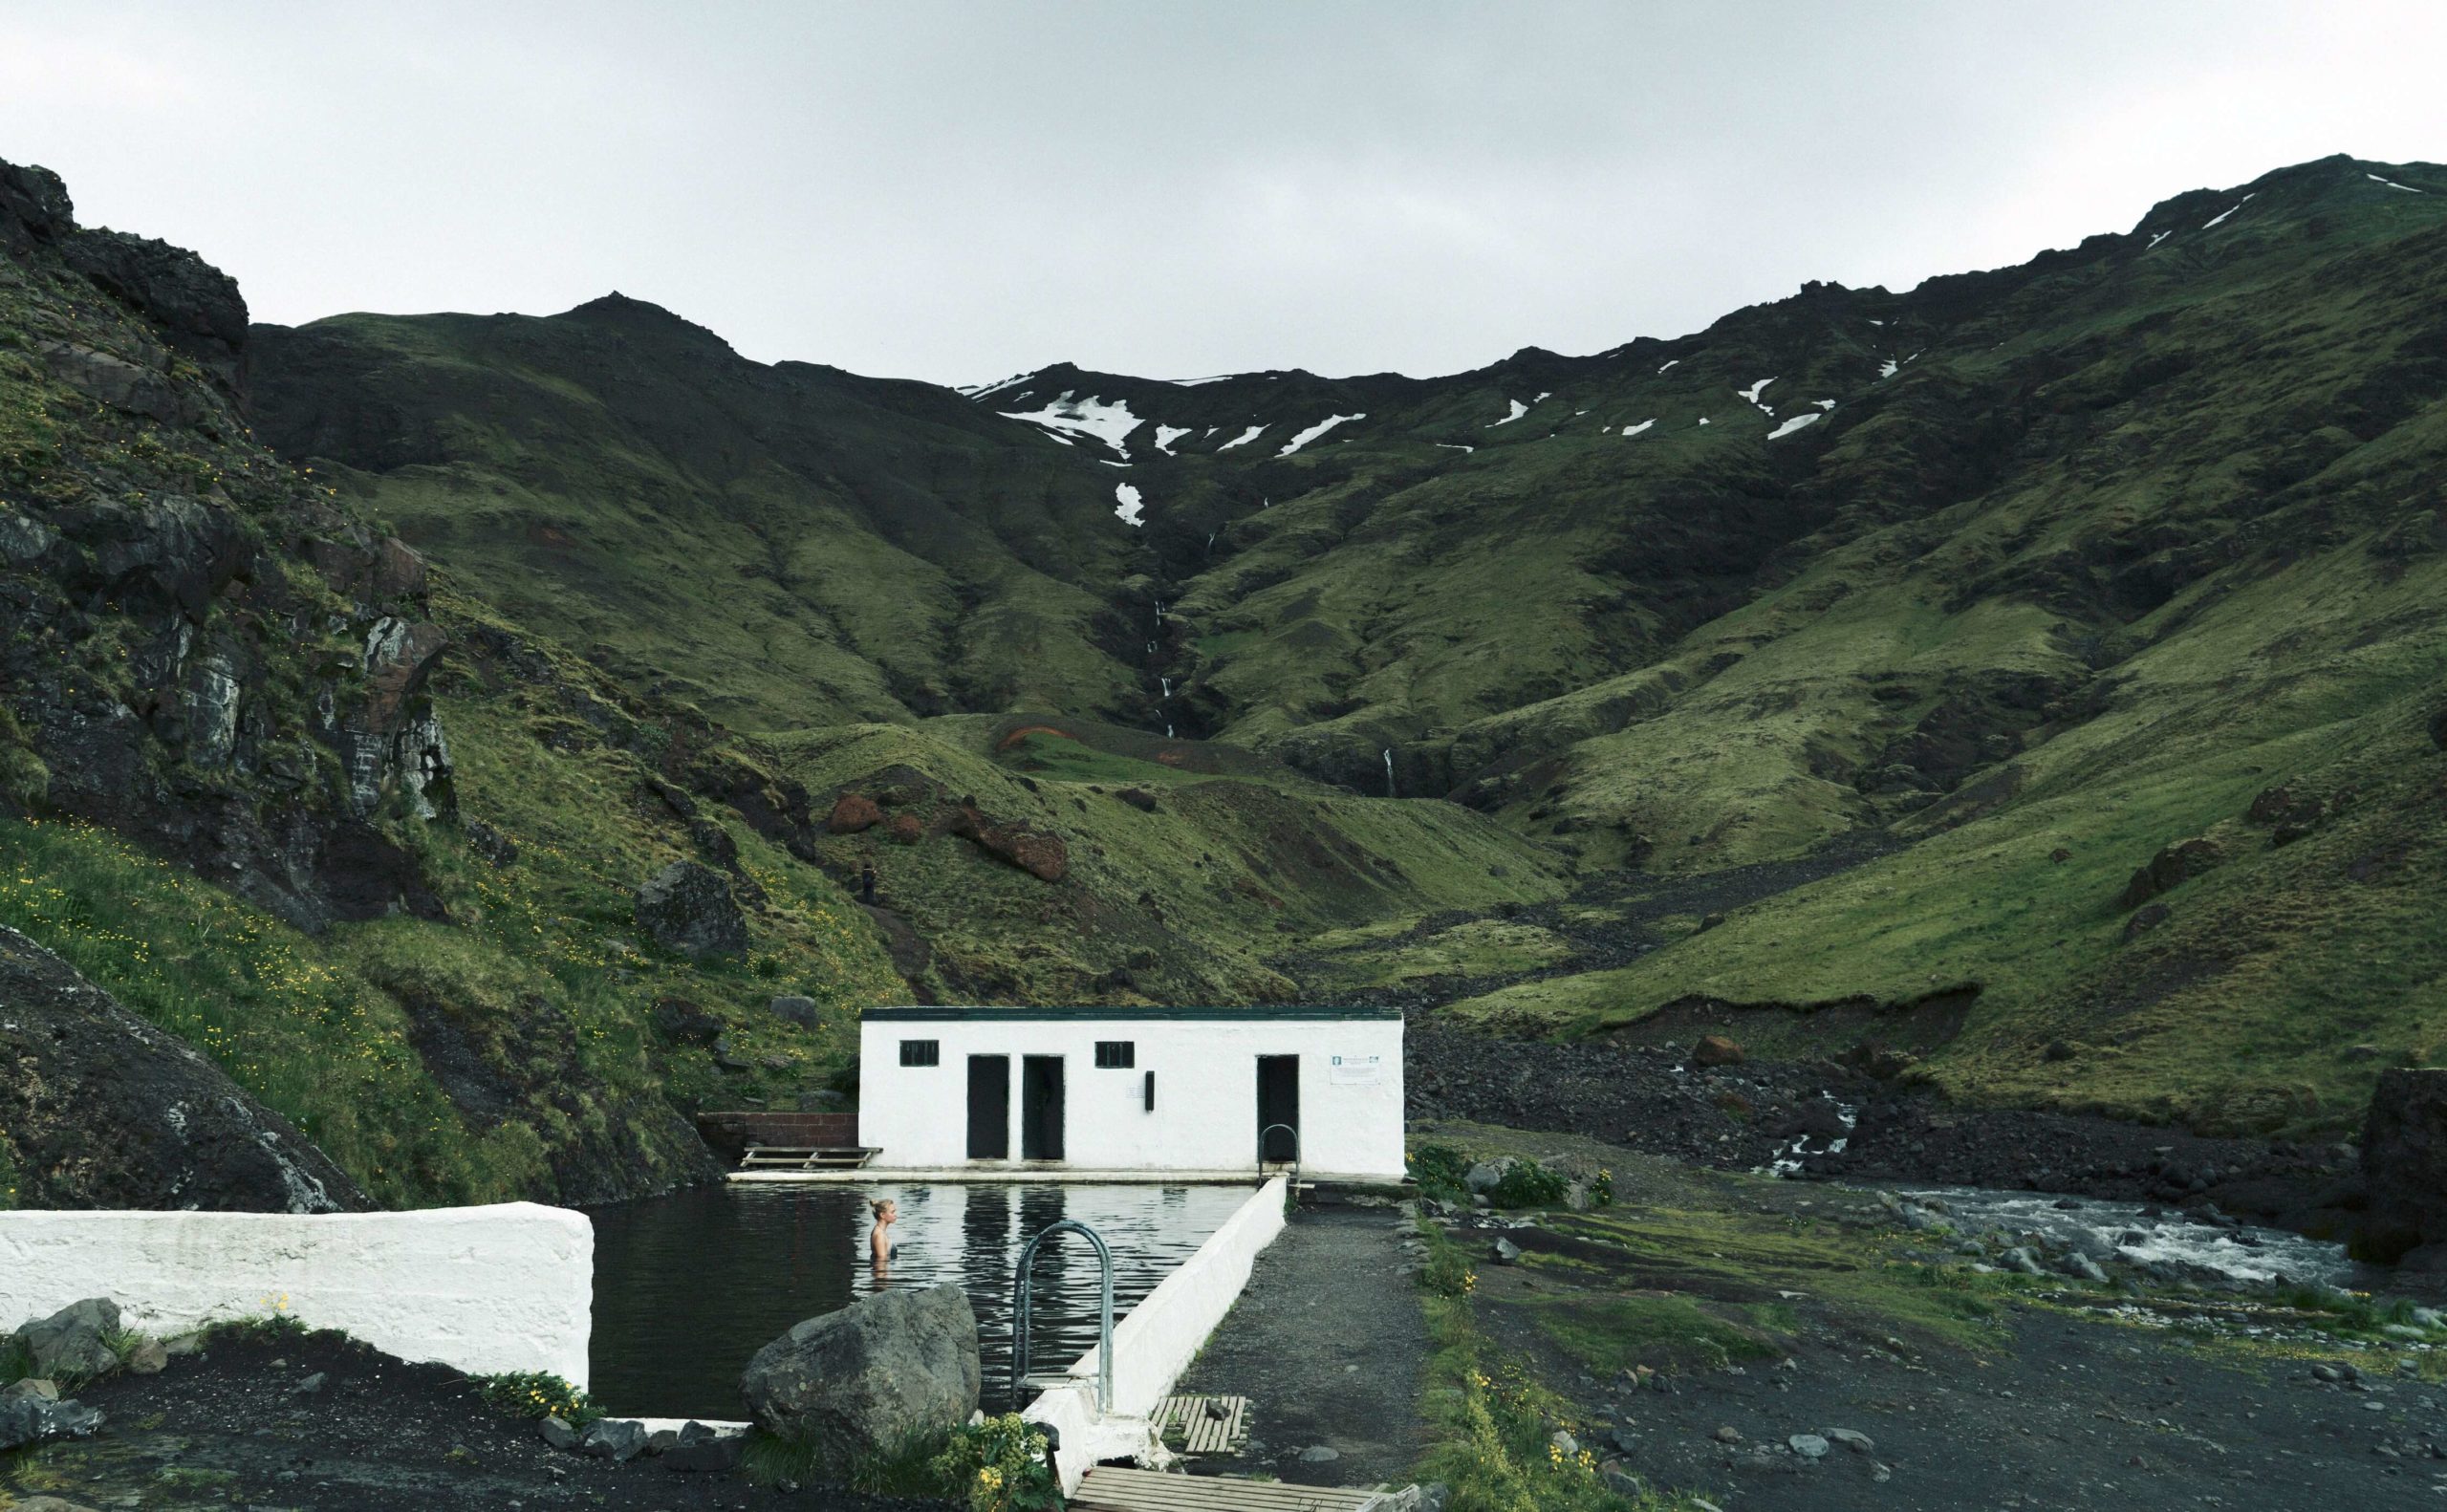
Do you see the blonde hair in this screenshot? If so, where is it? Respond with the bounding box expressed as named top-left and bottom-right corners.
top-left (870, 1197), bottom-right (894, 1218)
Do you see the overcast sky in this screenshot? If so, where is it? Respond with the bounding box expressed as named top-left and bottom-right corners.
top-left (4, 2), bottom-right (2442, 386)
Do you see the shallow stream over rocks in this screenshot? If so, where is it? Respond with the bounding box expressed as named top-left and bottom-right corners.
top-left (1897, 1185), bottom-right (2382, 1291)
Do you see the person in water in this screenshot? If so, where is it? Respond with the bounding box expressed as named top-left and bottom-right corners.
top-left (869, 1196), bottom-right (899, 1272)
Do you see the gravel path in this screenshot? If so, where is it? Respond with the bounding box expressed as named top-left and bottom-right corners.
top-left (1171, 1202), bottom-right (1430, 1489)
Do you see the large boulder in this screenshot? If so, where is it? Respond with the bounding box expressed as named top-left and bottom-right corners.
top-left (2360, 1069), bottom-right (2447, 1264)
top-left (13, 1298), bottom-right (120, 1381)
top-left (827, 793), bottom-right (884, 834)
top-left (1692, 1034), bottom-right (1745, 1068)
top-left (635, 861), bottom-right (748, 961)
top-left (739, 1285), bottom-right (981, 1464)
top-left (948, 806), bottom-right (1068, 882)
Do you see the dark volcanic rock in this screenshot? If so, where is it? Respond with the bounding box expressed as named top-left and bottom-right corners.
top-left (0, 927), bottom-right (367, 1212)
top-left (635, 860), bottom-right (748, 960)
top-left (2359, 1069), bottom-right (2447, 1263)
top-left (2116, 838), bottom-right (2223, 909)
top-left (740, 1285), bottom-right (981, 1464)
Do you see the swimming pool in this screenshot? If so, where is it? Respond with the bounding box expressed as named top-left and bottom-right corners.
top-left (584, 1181), bottom-right (1256, 1418)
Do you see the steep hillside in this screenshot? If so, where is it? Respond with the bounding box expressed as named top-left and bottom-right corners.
top-left (0, 159), bottom-right (910, 1208)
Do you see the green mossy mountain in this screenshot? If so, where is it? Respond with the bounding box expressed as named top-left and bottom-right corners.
top-left (4, 149), bottom-right (2444, 1219)
top-left (242, 152), bottom-right (2447, 1138)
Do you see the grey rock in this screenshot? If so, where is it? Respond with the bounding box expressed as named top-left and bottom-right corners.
top-left (2063, 1253), bottom-right (2109, 1284)
top-left (0, 1393), bottom-right (104, 1451)
top-left (1712, 1425), bottom-right (1743, 1443)
top-left (1788, 1433), bottom-right (1830, 1458)
top-left (1550, 1430), bottom-right (1579, 1457)
top-left (1999, 1246), bottom-right (2047, 1277)
top-left (634, 860), bottom-right (748, 961)
top-left (769, 995), bottom-right (820, 1028)
top-left (1823, 1427), bottom-right (1875, 1455)
top-left (1298, 1445), bottom-right (1342, 1462)
top-left (580, 1416), bottom-right (649, 1461)
top-left (1463, 1157), bottom-right (1516, 1194)
top-left (647, 1428), bottom-right (680, 1453)
top-left (1493, 1238), bottom-right (1523, 1264)
top-left (292, 1371), bottom-right (326, 1395)
top-left (538, 1415), bottom-right (579, 1451)
top-left (124, 1338), bottom-right (168, 1375)
top-left (1, 1378), bottom-right (58, 1400)
top-left (740, 1284), bottom-right (981, 1463)
top-left (13, 1298), bottom-right (120, 1382)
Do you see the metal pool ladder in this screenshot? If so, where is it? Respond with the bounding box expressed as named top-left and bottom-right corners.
top-left (1010, 1219), bottom-right (1115, 1415)
top-left (1258, 1121), bottom-right (1301, 1192)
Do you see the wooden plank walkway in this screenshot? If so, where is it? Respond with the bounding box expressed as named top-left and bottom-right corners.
top-left (1154, 1393), bottom-right (1249, 1455)
top-left (1072, 1466), bottom-right (1385, 1511)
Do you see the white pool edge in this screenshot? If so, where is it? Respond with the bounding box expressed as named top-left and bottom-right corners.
top-left (1021, 1174), bottom-right (1288, 1493)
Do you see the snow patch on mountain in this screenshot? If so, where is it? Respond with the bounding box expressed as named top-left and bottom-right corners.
top-left (2369, 173), bottom-right (2425, 194)
top-left (962, 371), bottom-right (1037, 399)
top-left (1000, 392), bottom-right (1143, 455)
top-left (1621, 420), bottom-right (1655, 437)
top-left (1113, 483), bottom-right (1144, 527)
top-left (1279, 414), bottom-right (1365, 456)
top-left (1217, 424), bottom-right (1267, 451)
top-left (1154, 425), bottom-right (1192, 454)
top-left (2200, 192), bottom-right (2255, 230)
top-left (1739, 377), bottom-right (1777, 415)
top-left (1487, 400), bottom-right (1529, 427)
top-left (1766, 412), bottom-right (1822, 440)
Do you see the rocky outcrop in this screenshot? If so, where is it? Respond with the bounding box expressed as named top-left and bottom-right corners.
top-left (826, 792), bottom-right (883, 833)
top-left (634, 861), bottom-right (749, 960)
top-left (0, 926), bottom-right (367, 1212)
top-left (738, 1285), bottom-right (981, 1464)
top-left (2359, 1069), bottom-right (2447, 1265)
top-left (12, 1299), bottom-right (121, 1381)
top-left (949, 805), bottom-right (1069, 882)
top-left (2116, 838), bottom-right (2224, 910)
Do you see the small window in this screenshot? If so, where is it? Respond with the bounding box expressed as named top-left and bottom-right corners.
top-left (899, 1039), bottom-right (941, 1068)
top-left (1094, 1041), bottom-right (1136, 1069)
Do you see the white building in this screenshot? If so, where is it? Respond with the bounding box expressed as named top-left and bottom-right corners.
top-left (855, 1006), bottom-right (1404, 1181)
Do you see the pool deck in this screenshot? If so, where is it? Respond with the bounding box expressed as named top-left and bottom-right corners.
top-left (726, 1165), bottom-right (1403, 1188)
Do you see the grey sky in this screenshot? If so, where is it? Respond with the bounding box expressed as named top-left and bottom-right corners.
top-left (5, 2), bottom-right (2442, 386)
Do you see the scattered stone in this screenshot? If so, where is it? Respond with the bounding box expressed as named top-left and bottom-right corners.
top-left (1713, 1426), bottom-right (1743, 1444)
top-left (1493, 1238), bottom-right (1522, 1264)
top-left (2, 1379), bottom-right (58, 1400)
top-left (1788, 1433), bottom-right (1829, 1459)
top-left (580, 1417), bottom-right (649, 1462)
top-left (2064, 1253), bottom-right (2109, 1284)
top-left (0, 1393), bottom-right (104, 1451)
top-left (1550, 1430), bottom-right (1579, 1456)
top-left (1298, 1445), bottom-right (1342, 1462)
top-left (538, 1415), bottom-right (579, 1451)
top-left (1463, 1157), bottom-right (1515, 1193)
top-left (740, 1285), bottom-right (981, 1463)
top-left (292, 1371), bottom-right (327, 1395)
top-left (633, 860), bottom-right (748, 960)
top-left (1823, 1427), bottom-right (1874, 1455)
top-left (124, 1338), bottom-right (168, 1375)
top-left (1693, 1034), bottom-right (1745, 1068)
top-left (1999, 1246), bottom-right (2046, 1277)
top-left (12, 1298), bottom-right (121, 1381)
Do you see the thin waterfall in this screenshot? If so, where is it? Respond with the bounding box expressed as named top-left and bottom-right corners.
top-left (1383, 748), bottom-right (1396, 797)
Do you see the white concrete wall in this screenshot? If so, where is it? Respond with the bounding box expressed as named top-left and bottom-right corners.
top-left (1024, 1177), bottom-right (1288, 1492)
top-left (858, 1014), bottom-right (1404, 1178)
top-left (0, 1202), bottom-right (593, 1387)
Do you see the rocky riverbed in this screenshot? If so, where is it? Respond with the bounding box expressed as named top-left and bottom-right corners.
top-left (1406, 1021), bottom-right (2369, 1241)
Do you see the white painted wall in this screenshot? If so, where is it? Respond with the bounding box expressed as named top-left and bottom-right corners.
top-left (1024, 1177), bottom-right (1288, 1492)
top-left (857, 1012), bottom-right (1404, 1179)
top-left (0, 1202), bottom-right (593, 1387)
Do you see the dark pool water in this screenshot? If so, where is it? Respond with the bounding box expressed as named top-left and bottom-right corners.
top-left (584, 1181), bottom-right (1256, 1418)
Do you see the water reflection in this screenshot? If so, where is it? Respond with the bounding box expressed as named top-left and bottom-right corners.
top-left (585, 1181), bottom-right (1251, 1418)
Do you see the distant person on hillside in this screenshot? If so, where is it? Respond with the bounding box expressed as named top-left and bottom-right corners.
top-left (859, 859), bottom-right (877, 905)
top-left (869, 1196), bottom-right (899, 1274)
